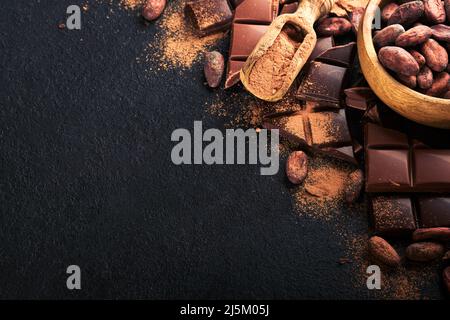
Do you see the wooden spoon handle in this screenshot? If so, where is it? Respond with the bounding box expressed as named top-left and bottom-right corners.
top-left (294, 0), bottom-right (337, 25)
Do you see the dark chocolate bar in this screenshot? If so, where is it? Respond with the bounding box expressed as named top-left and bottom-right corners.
top-left (365, 123), bottom-right (450, 193)
top-left (315, 42), bottom-right (356, 68)
top-left (370, 195), bottom-right (450, 236)
top-left (344, 87), bottom-right (377, 111)
top-left (225, 0), bottom-right (280, 88)
top-left (185, 0), bottom-right (233, 36)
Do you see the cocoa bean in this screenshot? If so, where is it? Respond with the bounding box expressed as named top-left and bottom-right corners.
top-left (142, 0), bottom-right (166, 21)
top-left (412, 227), bottom-right (450, 241)
top-left (398, 74), bottom-right (417, 88)
top-left (417, 66), bottom-right (434, 89)
top-left (426, 72), bottom-right (450, 96)
top-left (406, 242), bottom-right (445, 262)
top-left (345, 169), bottom-right (364, 204)
top-left (408, 49), bottom-right (426, 67)
top-left (395, 25), bottom-right (433, 47)
top-left (388, 1), bottom-right (425, 27)
top-left (378, 46), bottom-right (420, 76)
top-left (368, 236), bottom-right (401, 267)
top-left (431, 24), bottom-right (450, 42)
top-left (373, 24), bottom-right (405, 47)
top-left (286, 151), bottom-right (308, 185)
top-left (421, 39), bottom-right (448, 72)
top-left (423, 0), bottom-right (446, 24)
top-left (317, 17), bottom-right (352, 37)
top-left (382, 3), bottom-right (399, 23)
top-left (204, 51), bottom-right (225, 88)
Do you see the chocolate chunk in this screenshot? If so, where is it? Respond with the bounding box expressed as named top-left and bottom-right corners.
top-left (417, 197), bottom-right (450, 227)
top-left (316, 42), bottom-right (357, 68)
top-left (308, 37), bottom-right (335, 63)
top-left (296, 62), bottom-right (348, 108)
top-left (225, 60), bottom-right (245, 89)
top-left (344, 87), bottom-right (377, 111)
top-left (263, 103), bottom-right (356, 164)
top-left (185, 0), bottom-right (233, 36)
top-left (371, 196), bottom-right (417, 236)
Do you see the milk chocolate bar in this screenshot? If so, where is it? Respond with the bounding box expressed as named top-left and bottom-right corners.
top-left (365, 123), bottom-right (450, 193)
top-left (185, 0), bottom-right (233, 36)
top-left (225, 0), bottom-right (280, 88)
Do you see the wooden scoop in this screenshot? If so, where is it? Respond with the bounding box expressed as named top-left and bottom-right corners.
top-left (240, 0), bottom-right (337, 102)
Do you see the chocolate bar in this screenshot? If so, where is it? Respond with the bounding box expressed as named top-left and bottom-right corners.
top-left (225, 0), bottom-right (280, 88)
top-left (315, 42), bottom-right (356, 68)
top-left (365, 123), bottom-right (450, 193)
top-left (263, 103), bottom-right (357, 164)
top-left (344, 87), bottom-right (377, 111)
top-left (370, 195), bottom-right (450, 236)
top-left (185, 0), bottom-right (233, 36)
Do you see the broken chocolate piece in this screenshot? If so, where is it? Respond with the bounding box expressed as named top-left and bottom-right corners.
top-left (296, 62), bottom-right (348, 108)
top-left (185, 0), bottom-right (233, 36)
top-left (316, 42), bottom-right (357, 68)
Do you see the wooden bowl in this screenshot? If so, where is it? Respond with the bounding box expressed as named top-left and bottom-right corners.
top-left (357, 0), bottom-right (450, 129)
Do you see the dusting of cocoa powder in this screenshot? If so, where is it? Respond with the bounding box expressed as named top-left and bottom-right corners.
top-left (145, 0), bottom-right (227, 69)
top-left (248, 28), bottom-right (300, 97)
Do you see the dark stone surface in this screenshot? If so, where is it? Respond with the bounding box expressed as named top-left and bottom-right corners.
top-left (0, 0), bottom-right (443, 299)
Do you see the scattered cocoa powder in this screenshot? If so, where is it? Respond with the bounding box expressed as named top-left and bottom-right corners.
top-left (144, 0), bottom-right (227, 70)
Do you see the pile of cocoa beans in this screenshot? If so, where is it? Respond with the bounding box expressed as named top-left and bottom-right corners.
top-left (373, 0), bottom-right (450, 98)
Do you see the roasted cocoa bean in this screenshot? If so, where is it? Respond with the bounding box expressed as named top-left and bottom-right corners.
top-left (406, 242), bottom-right (445, 262)
top-left (431, 24), bottom-right (450, 42)
top-left (417, 66), bottom-right (434, 89)
top-left (368, 236), bottom-right (401, 267)
top-left (423, 0), bottom-right (446, 24)
top-left (408, 49), bottom-right (426, 67)
top-left (382, 3), bottom-right (399, 23)
top-left (204, 51), bottom-right (225, 88)
top-left (388, 1), bottom-right (425, 27)
top-left (398, 74), bottom-right (417, 88)
top-left (426, 72), bottom-right (450, 96)
top-left (421, 39), bottom-right (448, 72)
top-left (373, 24), bottom-right (405, 47)
top-left (286, 151), bottom-right (308, 185)
top-left (378, 46), bottom-right (420, 76)
top-left (395, 25), bottom-right (433, 47)
top-left (317, 17), bottom-right (352, 37)
top-left (142, 0), bottom-right (166, 21)
top-left (412, 227), bottom-right (450, 241)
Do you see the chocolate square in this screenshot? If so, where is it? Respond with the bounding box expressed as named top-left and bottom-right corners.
top-left (365, 123), bottom-right (409, 149)
top-left (316, 42), bottom-right (357, 68)
top-left (413, 150), bottom-right (450, 192)
top-left (185, 0), bottom-right (233, 36)
top-left (308, 110), bottom-right (352, 148)
top-left (229, 24), bottom-right (269, 59)
top-left (371, 196), bottom-right (417, 235)
top-left (417, 197), bottom-right (450, 227)
top-left (366, 149), bottom-right (412, 192)
top-left (234, 0), bottom-right (279, 24)
top-left (308, 37), bottom-right (335, 64)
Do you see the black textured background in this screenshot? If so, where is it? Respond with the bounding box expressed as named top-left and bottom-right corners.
top-left (0, 0), bottom-right (444, 299)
